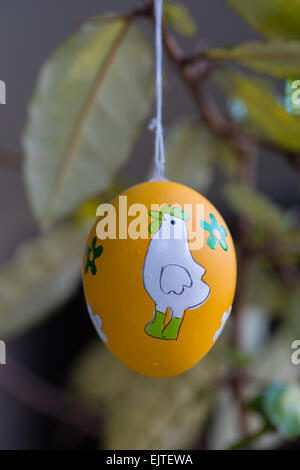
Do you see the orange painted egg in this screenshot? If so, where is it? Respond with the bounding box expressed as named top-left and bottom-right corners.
top-left (82, 181), bottom-right (237, 378)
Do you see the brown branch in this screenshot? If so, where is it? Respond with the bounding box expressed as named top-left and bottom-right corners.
top-left (0, 355), bottom-right (103, 438)
top-left (139, 1), bottom-right (300, 174)
top-left (229, 139), bottom-right (257, 437)
top-left (2, 4), bottom-right (299, 175)
top-left (143, 2), bottom-right (257, 165)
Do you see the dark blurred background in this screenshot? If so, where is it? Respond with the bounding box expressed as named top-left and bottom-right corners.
top-left (0, 0), bottom-right (298, 449)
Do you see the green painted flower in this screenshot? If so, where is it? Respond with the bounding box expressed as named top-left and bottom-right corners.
top-left (148, 205), bottom-right (190, 234)
top-left (85, 237), bottom-right (103, 275)
top-left (200, 213), bottom-right (228, 251)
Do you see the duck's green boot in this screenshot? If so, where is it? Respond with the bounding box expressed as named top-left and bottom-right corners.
top-left (163, 317), bottom-right (182, 340)
top-left (145, 310), bottom-right (165, 338)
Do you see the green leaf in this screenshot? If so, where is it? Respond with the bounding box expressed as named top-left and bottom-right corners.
top-left (225, 0), bottom-right (300, 41)
top-left (224, 182), bottom-right (291, 233)
top-left (209, 40), bottom-right (300, 78)
top-left (251, 383), bottom-right (300, 439)
top-left (148, 219), bottom-right (161, 235)
top-left (218, 70), bottom-right (300, 153)
top-left (164, 122), bottom-right (212, 190)
top-left (23, 17), bottom-right (153, 227)
top-left (162, 121), bottom-right (238, 190)
top-left (70, 344), bottom-right (220, 449)
top-left (164, 1), bottom-right (197, 37)
top-left (0, 219), bottom-right (91, 338)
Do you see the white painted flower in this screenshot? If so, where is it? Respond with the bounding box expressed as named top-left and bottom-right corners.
top-left (213, 305), bottom-right (232, 342)
top-left (87, 304), bottom-right (108, 343)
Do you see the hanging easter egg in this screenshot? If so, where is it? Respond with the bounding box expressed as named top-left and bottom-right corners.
top-left (82, 180), bottom-right (236, 378)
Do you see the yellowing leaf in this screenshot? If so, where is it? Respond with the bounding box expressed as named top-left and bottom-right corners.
top-left (23, 17), bottom-right (153, 227)
top-left (218, 70), bottom-right (300, 153)
top-left (164, 1), bottom-right (197, 37)
top-left (160, 121), bottom-right (238, 190)
top-left (0, 219), bottom-right (91, 338)
top-left (209, 40), bottom-right (300, 78)
top-left (164, 122), bottom-right (213, 190)
top-left (226, 0), bottom-right (300, 41)
top-left (74, 199), bottom-right (101, 222)
top-left (224, 182), bottom-right (291, 233)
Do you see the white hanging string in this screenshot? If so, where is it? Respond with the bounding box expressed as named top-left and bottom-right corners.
top-left (149, 0), bottom-right (167, 181)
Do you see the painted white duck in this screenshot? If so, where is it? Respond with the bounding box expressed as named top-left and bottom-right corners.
top-left (143, 205), bottom-right (210, 340)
